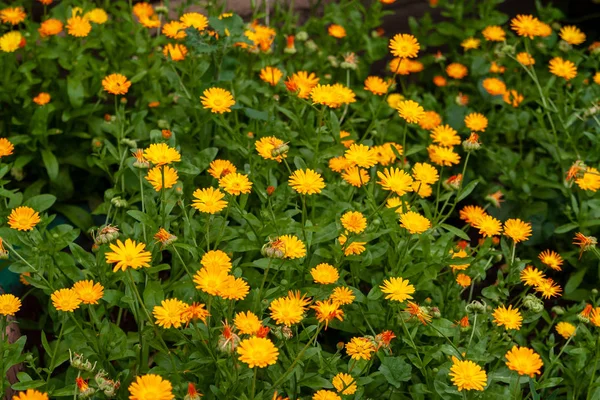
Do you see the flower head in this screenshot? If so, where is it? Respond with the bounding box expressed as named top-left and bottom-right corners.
top-left (0, 138), bottom-right (14, 157)
top-left (328, 24), bottom-right (346, 38)
top-left (234, 311), bottom-right (262, 335)
top-left (0, 31), bottom-right (23, 53)
top-left (33, 93), bottom-right (51, 106)
top-left (418, 111), bottom-right (442, 130)
top-left (397, 100), bottom-right (425, 123)
top-left (555, 322), bottom-right (576, 339)
top-left (289, 169), bottom-right (325, 195)
top-left (311, 299), bottom-right (344, 329)
top-left (483, 77), bottom-right (506, 96)
top-left (153, 298), bottom-right (187, 329)
top-left (399, 211), bottom-right (431, 234)
top-left (278, 235), bottom-right (306, 259)
top-left (285, 71), bottom-right (319, 99)
top-left (219, 172), bottom-right (253, 195)
top-left (329, 287), bottom-right (355, 306)
top-left (573, 232), bottom-right (597, 258)
top-left (194, 266), bottom-right (229, 296)
top-left (345, 144), bottom-right (378, 168)
top-left (238, 337), bottom-right (279, 367)
top-left (380, 277), bottom-right (415, 302)
top-left (482, 25), bottom-right (505, 41)
top-left (180, 12), bottom-right (208, 30)
top-left (340, 211), bottom-right (367, 234)
top-left (313, 390), bottom-right (341, 400)
top-left (505, 346), bottom-right (543, 377)
top-left (181, 302), bottom-right (209, 325)
top-left (8, 206), bottom-right (40, 231)
top-left (332, 373), bottom-right (357, 395)
top-left (459, 205), bottom-right (486, 225)
top-left (66, 16), bottom-right (92, 37)
top-left (310, 84), bottom-right (356, 108)
top-left (461, 37), bottom-right (480, 50)
top-left (51, 288), bottom-right (82, 312)
top-left (516, 52), bottom-right (535, 66)
top-left (389, 33), bottom-right (419, 58)
top-left (0, 294), bottom-right (21, 316)
top-left (511, 15), bottom-right (541, 39)
top-left (535, 278), bottom-right (562, 299)
top-left (549, 57), bottom-right (577, 81)
top-left (11, 390), bottom-right (49, 400)
top-left (560, 25), bottom-right (586, 45)
top-left (520, 266), bottom-right (545, 286)
top-left (493, 304), bottom-right (522, 330)
top-left (73, 280), bottom-right (104, 304)
top-left (473, 214), bottom-right (502, 237)
top-left (446, 63), bottom-right (468, 79)
top-left (590, 307), bottom-right (600, 327)
top-left (310, 263), bottom-right (339, 284)
top-left (427, 145), bottom-right (461, 166)
top-left (269, 296), bottom-right (306, 326)
top-left (346, 337), bottom-right (376, 360)
top-left (431, 125), bottom-right (461, 147)
top-left (146, 166), bottom-right (178, 191)
top-left (464, 113), bottom-right (488, 132)
top-left (575, 167), bottom-right (600, 192)
top-left (128, 374), bottom-right (174, 400)
top-left (503, 90), bottom-right (524, 107)
top-left (259, 66), bottom-right (283, 86)
top-left (504, 218), bottom-right (532, 243)
top-left (105, 238), bottom-right (152, 272)
top-left (339, 234), bottom-right (366, 256)
top-left (449, 356), bottom-right (487, 391)
top-left (373, 142), bottom-right (403, 166)
top-left (201, 88), bottom-right (235, 113)
top-left (364, 76), bottom-right (390, 95)
top-left (342, 166), bottom-right (370, 187)
top-left (538, 250), bottom-right (563, 271)
top-left (102, 74), bottom-right (131, 95)
top-left (192, 187), bottom-right (228, 214)
top-left (201, 250), bottom-right (232, 271)
top-left (456, 273), bottom-right (471, 287)
top-left (377, 167), bottom-right (413, 196)
top-left (1, 7), bottom-right (26, 25)
top-left (162, 21), bottom-right (186, 39)
top-left (163, 43), bottom-right (187, 61)
top-left (208, 159), bottom-right (236, 179)
top-left (405, 301), bottom-right (432, 324)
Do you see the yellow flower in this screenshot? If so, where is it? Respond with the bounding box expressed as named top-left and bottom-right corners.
top-left (33, 92), bottom-right (51, 106)
top-left (102, 73), bottom-right (131, 95)
top-left (339, 233), bottom-right (367, 256)
top-left (0, 7), bottom-right (26, 25)
top-left (11, 390), bottom-right (49, 400)
top-left (387, 93), bottom-right (404, 109)
top-left (373, 142), bottom-right (402, 166)
top-left (73, 280), bottom-right (104, 304)
top-left (389, 33), bottom-right (419, 58)
top-left (380, 277), bottom-right (415, 302)
top-left (153, 299), bottom-right (187, 329)
top-left (313, 390), bottom-right (341, 400)
top-left (345, 337), bottom-right (376, 360)
top-left (482, 25), bottom-right (505, 41)
top-left (310, 263), bottom-right (339, 284)
top-left (51, 288), bottom-right (82, 312)
top-left (0, 294), bottom-right (21, 316)
top-left (142, 143), bottom-right (181, 166)
top-left (538, 250), bottom-right (563, 271)
top-left (575, 167), bottom-right (600, 192)
top-left (285, 71), bottom-right (319, 99)
top-left (482, 77), bottom-right (506, 96)
top-left (0, 138), bottom-right (14, 158)
top-left (219, 275), bottom-right (250, 301)
top-left (595, 72), bottom-right (600, 85)
top-left (510, 15), bottom-right (541, 39)
top-left (493, 304), bottom-right (522, 330)
top-left (66, 16), bottom-right (92, 37)
top-left (418, 111), bottom-right (442, 130)
top-left (332, 372), bottom-right (357, 395)
top-left (180, 12), bottom-right (208, 30)
top-left (431, 125), bottom-right (461, 147)
top-left (412, 162), bottom-right (439, 185)
top-left (201, 87), bottom-right (235, 113)
top-left (163, 43), bottom-right (187, 61)
top-left (503, 90), bottom-right (523, 107)
top-left (520, 266), bottom-right (545, 286)
top-left (397, 100), bottom-right (425, 123)
top-left (456, 273), bottom-right (471, 287)
top-left (345, 144), bottom-right (377, 168)
top-left (259, 66), bottom-right (283, 86)
top-left (8, 206), bottom-right (40, 231)
top-left (289, 169), bottom-right (325, 195)
top-left (219, 172), bottom-right (253, 195)
top-left (128, 374), bottom-right (174, 400)
top-left (342, 166), bottom-right (370, 187)
top-left (534, 278), bottom-right (562, 299)
top-left (340, 211), bottom-right (367, 234)
top-left (449, 357), bottom-right (487, 391)
top-left (560, 25), bottom-right (586, 45)
top-left (310, 84), bottom-right (356, 108)
top-left (590, 307), bottom-right (600, 327)
top-left (105, 238), bottom-right (152, 272)
top-left (146, 166), bottom-right (178, 191)
top-left (0, 31), bottom-right (23, 53)
top-left (193, 266), bottom-right (229, 296)
top-left (234, 311), bottom-right (262, 335)
top-left (270, 296), bottom-right (305, 326)
top-left (399, 211), bottom-right (431, 234)
top-left (208, 159), bottom-right (236, 179)
top-left (132, 3), bottom-right (155, 19)
top-left (85, 8), bottom-right (108, 24)
top-left (427, 145), bottom-right (461, 167)
top-left (162, 21), bottom-right (186, 39)
top-left (180, 302), bottom-right (209, 325)
top-left (549, 57), bottom-right (577, 81)
top-left (311, 299), bottom-right (344, 329)
top-left (505, 346), bottom-right (543, 377)
top-left (328, 24), bottom-right (346, 38)
top-left (244, 24), bottom-right (276, 52)
top-left (464, 112), bottom-right (488, 132)
top-left (377, 167), bottom-right (414, 196)
top-left (504, 218), bottom-right (532, 243)
top-left (461, 37), bottom-right (480, 50)
top-left (255, 136), bottom-right (287, 162)
top-left (473, 214), bottom-right (502, 237)
top-left (330, 287), bottom-right (355, 305)
top-left (192, 187), bottom-right (228, 214)
top-left (278, 234), bottom-right (306, 259)
top-left (446, 63), bottom-right (468, 79)
top-left (329, 156), bottom-right (351, 173)
top-left (364, 76), bottom-right (390, 95)
top-left (201, 249), bottom-right (232, 271)
top-left (516, 52), bottom-right (535, 66)
top-left (459, 205), bottom-right (487, 225)
top-left (555, 322), bottom-right (576, 339)
top-left (490, 61), bottom-right (506, 74)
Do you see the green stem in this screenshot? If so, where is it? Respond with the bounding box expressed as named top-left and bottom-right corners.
top-left (139, 170), bottom-right (147, 242)
top-left (466, 312), bottom-right (477, 357)
top-left (46, 319), bottom-right (65, 385)
top-left (250, 367), bottom-right (258, 400)
top-left (587, 335), bottom-right (600, 398)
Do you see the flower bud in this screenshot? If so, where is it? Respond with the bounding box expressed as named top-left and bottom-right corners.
top-left (94, 225), bottom-right (120, 245)
top-left (161, 129), bottom-right (172, 139)
top-left (92, 138), bottom-right (104, 150)
top-left (296, 31), bottom-right (309, 41)
top-left (266, 186), bottom-right (275, 196)
top-left (465, 300), bottom-right (486, 314)
top-left (11, 167), bottom-right (25, 181)
top-left (443, 174), bottom-right (463, 191)
top-left (110, 196), bottom-right (128, 208)
top-left (551, 306), bottom-right (565, 315)
top-left (462, 133), bottom-right (481, 151)
top-left (157, 119), bottom-right (170, 129)
top-left (121, 138), bottom-right (137, 148)
top-left (523, 294), bottom-right (544, 313)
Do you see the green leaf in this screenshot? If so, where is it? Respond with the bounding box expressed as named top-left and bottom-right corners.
top-left (143, 281), bottom-right (164, 310)
top-left (244, 107), bottom-right (269, 121)
top-left (379, 356), bottom-right (412, 388)
top-left (193, 148), bottom-right (218, 173)
top-left (554, 222), bottom-right (578, 234)
top-left (41, 149), bottom-right (59, 181)
top-left (69, 243), bottom-right (96, 269)
top-left (54, 204), bottom-right (93, 231)
top-left (565, 267), bottom-right (587, 294)
top-left (127, 210), bottom-right (158, 230)
top-left (457, 180), bottom-right (479, 202)
top-left (67, 76), bottom-right (84, 108)
top-left (12, 380), bottom-right (46, 390)
top-left (439, 223), bottom-right (470, 241)
top-left (24, 194), bottom-right (56, 212)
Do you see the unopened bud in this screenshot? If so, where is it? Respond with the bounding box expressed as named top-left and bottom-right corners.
top-left (465, 300), bottom-right (486, 314)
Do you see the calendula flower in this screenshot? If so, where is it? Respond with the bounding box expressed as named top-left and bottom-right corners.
top-left (380, 277), bottom-right (415, 302)
top-left (473, 214), bottom-right (502, 237)
top-left (345, 144), bottom-right (378, 168)
top-left (516, 52), bottom-right (535, 66)
top-left (0, 294), bottom-right (21, 316)
top-left (590, 307), bottom-right (600, 327)
top-left (493, 304), bottom-right (522, 330)
top-left (389, 33), bottom-right (420, 58)
top-left (505, 346), bottom-right (543, 377)
top-left (364, 76), bottom-right (390, 95)
top-left (555, 322), bottom-right (576, 339)
top-left (285, 71), bottom-right (319, 99)
top-left (549, 57), bottom-right (577, 81)
top-left (339, 234), bottom-right (366, 256)
top-left (259, 66), bottom-right (283, 86)
top-left (329, 156), bottom-right (352, 173)
top-left (405, 301), bottom-right (432, 324)
top-left (39, 18), bottom-right (63, 37)
top-left (208, 159), bottom-right (236, 179)
top-left (8, 206), bottom-right (41, 231)
top-left (128, 374), bottom-right (174, 400)
top-left (162, 21), bottom-right (186, 38)
top-left (449, 357), bottom-right (487, 391)
top-left (535, 278), bottom-right (562, 299)
top-left (163, 43), bottom-right (187, 61)
top-left (373, 142), bottom-right (403, 166)
top-left (153, 299), bottom-right (187, 329)
top-left (399, 211), bottom-right (431, 234)
top-left (459, 205), bottom-right (486, 225)
top-left (511, 15), bottom-right (541, 39)
top-left (0, 31), bottom-right (23, 53)
top-left (278, 234), bottom-right (306, 259)
top-left (243, 23), bottom-right (276, 52)
top-left (102, 73), bottom-right (131, 95)
top-left (330, 287), bottom-right (355, 305)
top-left (180, 12), bottom-right (208, 30)
top-left (427, 145), bottom-right (461, 166)
top-left (560, 25), bottom-right (586, 45)
top-left (73, 280), bottom-right (104, 304)
top-left (503, 90), bottom-right (523, 107)
top-left (255, 136), bottom-right (287, 162)
top-left (194, 266), bottom-right (229, 296)
top-left (270, 296), bottom-right (305, 326)
top-left (461, 37), bottom-right (480, 50)
top-left (143, 143), bottom-right (180, 165)
top-left (146, 166), bottom-right (178, 191)
top-left (11, 390), bottom-right (49, 400)
top-left (289, 169), bottom-right (325, 195)
top-left (346, 337), bottom-right (376, 360)
top-left (234, 311), bottom-right (262, 335)
top-left (154, 228), bottom-right (176, 247)
top-left (1, 7), bottom-right (26, 25)
top-left (538, 250), bottom-right (563, 271)
top-left (575, 167), bottom-right (600, 192)
top-left (219, 172), bottom-right (253, 195)
top-left (85, 8), bottom-right (108, 24)
top-left (412, 162), bottom-right (439, 185)
top-left (464, 112), bottom-right (488, 132)
top-left (132, 3), bottom-right (155, 18)
top-left (340, 211), bottom-right (367, 234)
top-left (313, 390), bottom-right (341, 400)
top-left (418, 111), bottom-right (442, 130)
top-left (310, 84), bottom-right (356, 108)
top-left (387, 93), bottom-right (404, 109)
top-left (192, 187), bottom-right (227, 214)
top-left (180, 302), bottom-right (209, 325)
top-left (489, 61), bottom-right (506, 74)
top-left (433, 75), bottom-right (447, 87)
top-left (594, 72), bottom-right (600, 85)
top-left (328, 24), bottom-right (346, 38)
top-left (431, 125), bottom-right (461, 147)
top-left (220, 276), bottom-right (250, 301)
top-left (377, 167), bottom-right (414, 196)
top-left (201, 87), bottom-right (235, 113)
top-left (573, 232), bottom-right (597, 258)
top-left (0, 138), bottom-right (14, 158)
top-left (332, 373), bottom-right (357, 395)
top-left (520, 266), bottom-right (545, 286)
top-left (51, 288), bottom-right (82, 312)
top-left (342, 166), bottom-right (370, 187)
top-left (311, 299), bottom-right (344, 329)
top-left (201, 250), bottom-right (232, 271)
top-left (456, 273), bottom-right (471, 287)
top-left (504, 218), bottom-right (532, 243)
top-left (482, 25), bottom-right (505, 41)
top-left (105, 238), bottom-right (152, 272)
top-left (66, 16), bottom-right (91, 37)
top-left (483, 77), bottom-right (506, 96)
top-left (446, 63), bottom-right (468, 79)
top-left (397, 100), bottom-right (425, 123)
top-left (33, 92), bottom-right (51, 106)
